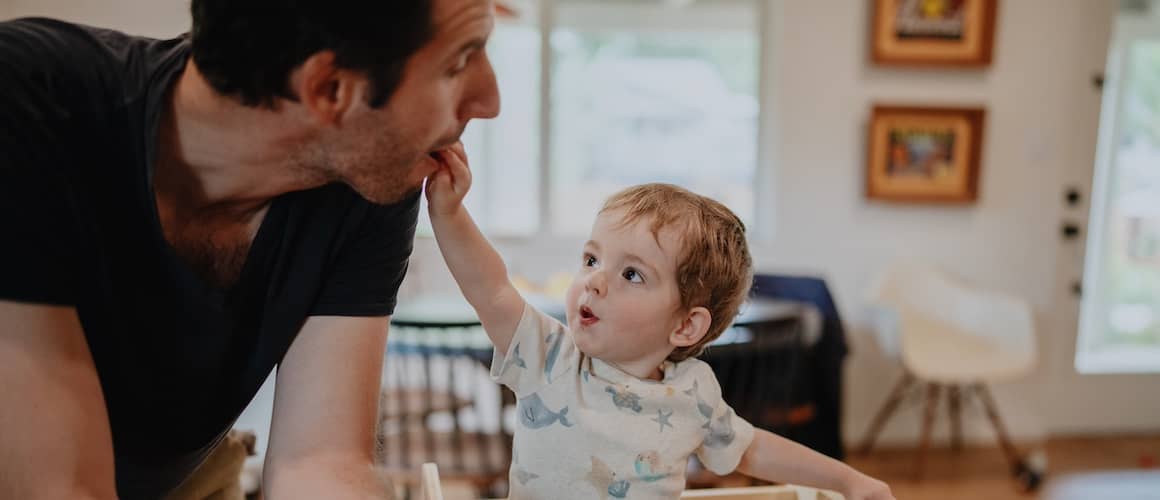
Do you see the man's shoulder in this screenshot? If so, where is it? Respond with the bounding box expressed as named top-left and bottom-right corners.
top-left (0, 17), bottom-right (137, 74)
top-left (0, 17), bottom-right (190, 185)
top-left (0, 16), bottom-right (171, 51)
top-left (0, 17), bottom-right (187, 115)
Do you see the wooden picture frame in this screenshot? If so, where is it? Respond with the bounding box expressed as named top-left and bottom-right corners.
top-left (871, 0), bottom-right (997, 67)
top-left (866, 105), bottom-right (985, 204)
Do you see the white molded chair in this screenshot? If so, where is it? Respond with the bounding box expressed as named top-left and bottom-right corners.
top-left (857, 262), bottom-right (1037, 479)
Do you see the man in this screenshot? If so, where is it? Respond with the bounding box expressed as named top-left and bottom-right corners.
top-left (0, 0), bottom-right (500, 498)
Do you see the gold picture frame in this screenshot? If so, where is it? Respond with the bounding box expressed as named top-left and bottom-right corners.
top-left (866, 105), bottom-right (985, 203)
top-left (871, 0), bottom-right (997, 67)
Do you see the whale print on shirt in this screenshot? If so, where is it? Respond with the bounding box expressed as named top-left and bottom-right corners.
top-left (684, 380), bottom-right (714, 420)
top-left (519, 393), bottom-right (574, 429)
top-left (503, 342), bottom-right (528, 373)
top-left (702, 409), bottom-right (738, 448)
top-left (514, 467), bottom-right (540, 485)
top-left (544, 329), bottom-right (564, 382)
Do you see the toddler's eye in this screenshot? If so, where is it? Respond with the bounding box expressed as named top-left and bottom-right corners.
top-left (623, 268), bottom-right (643, 284)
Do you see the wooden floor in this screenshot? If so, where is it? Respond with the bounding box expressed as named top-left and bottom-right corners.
top-left (845, 434), bottom-right (1160, 500)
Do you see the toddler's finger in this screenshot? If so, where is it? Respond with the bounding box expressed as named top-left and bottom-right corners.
top-left (448, 141), bottom-right (467, 164)
top-left (433, 147), bottom-right (471, 191)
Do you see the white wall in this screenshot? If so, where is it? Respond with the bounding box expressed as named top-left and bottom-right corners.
top-left (4, 0), bottom-right (189, 38)
top-left (408, 0), bottom-right (1160, 448)
top-left (755, 0), bottom-right (1160, 447)
top-left (6, 0), bottom-right (1156, 455)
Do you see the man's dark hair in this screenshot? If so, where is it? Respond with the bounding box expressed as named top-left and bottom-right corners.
top-left (189, 0), bottom-right (434, 108)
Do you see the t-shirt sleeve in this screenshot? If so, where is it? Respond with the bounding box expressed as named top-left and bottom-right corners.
top-left (309, 191), bottom-right (420, 317)
top-left (490, 303), bottom-right (578, 395)
top-left (0, 19), bottom-right (91, 306)
top-left (0, 153), bottom-right (82, 306)
top-left (693, 367), bottom-right (757, 475)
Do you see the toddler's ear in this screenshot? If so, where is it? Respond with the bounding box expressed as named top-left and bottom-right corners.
top-left (670, 306), bottom-right (711, 349)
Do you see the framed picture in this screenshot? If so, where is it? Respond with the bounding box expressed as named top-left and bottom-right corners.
top-left (866, 105), bottom-right (985, 203)
top-left (871, 0), bottom-right (997, 67)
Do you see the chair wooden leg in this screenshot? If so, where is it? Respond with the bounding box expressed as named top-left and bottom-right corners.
top-left (948, 385), bottom-right (962, 452)
top-left (976, 383), bottom-right (1021, 470)
top-left (857, 372), bottom-right (915, 455)
top-left (914, 383), bottom-right (941, 481)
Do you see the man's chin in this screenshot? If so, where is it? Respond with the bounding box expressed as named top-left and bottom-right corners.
top-left (353, 182), bottom-right (422, 206)
top-left (345, 154), bottom-right (434, 205)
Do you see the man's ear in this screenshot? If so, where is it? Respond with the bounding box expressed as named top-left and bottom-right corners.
top-left (670, 306), bottom-right (711, 349)
top-left (291, 51), bottom-right (361, 125)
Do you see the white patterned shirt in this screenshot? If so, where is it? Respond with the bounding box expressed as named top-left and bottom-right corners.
top-left (491, 304), bottom-right (756, 500)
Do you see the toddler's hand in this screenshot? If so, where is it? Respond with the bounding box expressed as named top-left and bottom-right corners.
top-left (424, 142), bottom-right (472, 216)
top-left (842, 472), bottom-right (894, 500)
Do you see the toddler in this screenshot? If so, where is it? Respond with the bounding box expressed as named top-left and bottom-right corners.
top-left (424, 144), bottom-right (893, 500)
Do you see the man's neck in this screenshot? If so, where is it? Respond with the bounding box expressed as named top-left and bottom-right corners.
top-left (154, 60), bottom-right (329, 219)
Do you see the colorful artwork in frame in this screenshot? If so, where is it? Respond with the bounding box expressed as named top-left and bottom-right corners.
top-left (871, 0), bottom-right (997, 67)
top-left (866, 105), bottom-right (985, 203)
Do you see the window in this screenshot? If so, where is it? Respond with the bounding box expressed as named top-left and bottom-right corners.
top-left (419, 0), bottom-right (763, 237)
top-left (1076, 3), bottom-right (1160, 373)
top-left (418, 4), bottom-right (543, 236)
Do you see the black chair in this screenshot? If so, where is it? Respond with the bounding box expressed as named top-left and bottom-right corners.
top-left (686, 299), bottom-right (809, 487)
top-left (750, 273), bottom-right (849, 461)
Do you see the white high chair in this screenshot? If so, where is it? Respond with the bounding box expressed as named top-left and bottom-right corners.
top-left (420, 463), bottom-right (444, 500)
top-left (857, 262), bottom-right (1038, 480)
top-left (681, 485), bottom-right (844, 499)
top-left (425, 460), bottom-right (845, 500)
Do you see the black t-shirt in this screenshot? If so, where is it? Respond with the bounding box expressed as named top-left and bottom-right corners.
top-left (0, 17), bottom-right (419, 498)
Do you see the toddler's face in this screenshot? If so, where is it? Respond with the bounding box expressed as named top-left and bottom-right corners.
top-left (564, 210), bottom-right (687, 367)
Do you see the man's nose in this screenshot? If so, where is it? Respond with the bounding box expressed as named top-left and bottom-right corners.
top-left (460, 51), bottom-right (501, 120)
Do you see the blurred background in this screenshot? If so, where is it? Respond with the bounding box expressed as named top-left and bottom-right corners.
top-left (4, 0), bottom-right (1156, 499)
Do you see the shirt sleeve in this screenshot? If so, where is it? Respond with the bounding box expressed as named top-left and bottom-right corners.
top-left (490, 303), bottom-right (578, 395)
top-left (0, 19), bottom-right (89, 306)
top-left (693, 367), bottom-right (757, 475)
top-left (309, 191), bottom-right (420, 317)
top-left (0, 157), bottom-right (82, 306)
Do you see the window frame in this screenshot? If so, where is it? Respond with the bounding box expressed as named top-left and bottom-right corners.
top-left (423, 0), bottom-right (771, 239)
top-left (1075, 7), bottom-right (1160, 374)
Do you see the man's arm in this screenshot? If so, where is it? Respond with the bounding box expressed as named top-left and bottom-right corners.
top-left (261, 315), bottom-right (392, 499)
top-left (426, 144), bottom-right (526, 354)
top-left (0, 301), bottom-right (118, 500)
top-left (736, 429), bottom-right (894, 500)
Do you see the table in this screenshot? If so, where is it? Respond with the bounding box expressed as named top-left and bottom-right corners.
top-left (388, 292), bottom-right (819, 432)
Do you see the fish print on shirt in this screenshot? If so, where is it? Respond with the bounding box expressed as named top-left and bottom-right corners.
top-left (634, 451), bottom-right (675, 482)
top-left (605, 385), bottom-right (644, 414)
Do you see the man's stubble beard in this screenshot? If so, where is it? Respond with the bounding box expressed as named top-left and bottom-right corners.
top-left (303, 121), bottom-right (427, 206)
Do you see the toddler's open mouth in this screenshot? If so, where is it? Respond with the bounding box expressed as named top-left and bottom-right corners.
top-left (578, 305), bottom-right (599, 326)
